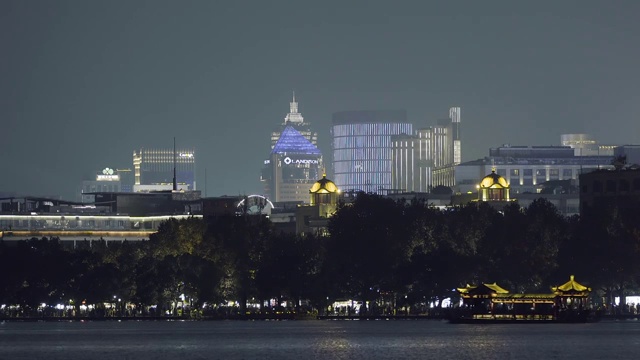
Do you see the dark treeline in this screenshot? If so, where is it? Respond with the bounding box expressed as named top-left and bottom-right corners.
top-left (2, 194), bottom-right (640, 318)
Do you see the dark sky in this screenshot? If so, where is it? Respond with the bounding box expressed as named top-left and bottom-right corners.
top-left (2, 0), bottom-right (639, 199)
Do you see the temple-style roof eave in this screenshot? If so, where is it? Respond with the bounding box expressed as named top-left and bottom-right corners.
top-left (552, 275), bottom-right (591, 293)
top-left (456, 284), bottom-right (477, 294)
top-left (484, 282), bottom-right (510, 294)
top-left (457, 282), bottom-right (509, 296)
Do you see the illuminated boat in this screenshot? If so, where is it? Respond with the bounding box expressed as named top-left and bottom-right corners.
top-left (449, 275), bottom-right (595, 323)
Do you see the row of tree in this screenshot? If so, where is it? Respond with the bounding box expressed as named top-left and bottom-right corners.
top-left (1, 194), bottom-right (640, 317)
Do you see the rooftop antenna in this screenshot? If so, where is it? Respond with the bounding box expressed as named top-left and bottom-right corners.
top-left (173, 137), bottom-right (177, 191)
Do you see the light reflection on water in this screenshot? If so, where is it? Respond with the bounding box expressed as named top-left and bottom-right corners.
top-left (1, 320), bottom-right (640, 359)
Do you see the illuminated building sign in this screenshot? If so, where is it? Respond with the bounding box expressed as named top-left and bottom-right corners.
top-left (97, 175), bottom-right (120, 181)
top-left (283, 156), bottom-right (319, 165)
top-left (96, 168), bottom-right (120, 181)
top-left (179, 153), bottom-right (194, 158)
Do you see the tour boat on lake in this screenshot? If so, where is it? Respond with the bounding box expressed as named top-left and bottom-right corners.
top-left (449, 275), bottom-right (595, 323)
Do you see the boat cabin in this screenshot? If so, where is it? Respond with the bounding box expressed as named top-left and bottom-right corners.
top-left (455, 275), bottom-right (592, 322)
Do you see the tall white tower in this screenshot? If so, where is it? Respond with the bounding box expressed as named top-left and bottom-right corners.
top-left (449, 107), bottom-right (461, 165)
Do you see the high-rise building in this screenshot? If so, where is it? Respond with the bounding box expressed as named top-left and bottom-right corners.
top-left (390, 107), bottom-right (460, 193)
top-left (432, 121), bottom-right (455, 187)
top-left (133, 148), bottom-right (196, 191)
top-left (332, 110), bottom-right (412, 194)
top-left (391, 134), bottom-right (417, 193)
top-left (450, 107), bottom-right (461, 165)
top-left (271, 92), bottom-right (317, 150)
top-left (261, 125), bottom-right (323, 203)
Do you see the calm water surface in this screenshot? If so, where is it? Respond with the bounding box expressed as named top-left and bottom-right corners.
top-left (1, 319), bottom-right (640, 359)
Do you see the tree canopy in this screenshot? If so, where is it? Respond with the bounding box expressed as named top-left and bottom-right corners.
top-left (2, 195), bottom-right (640, 317)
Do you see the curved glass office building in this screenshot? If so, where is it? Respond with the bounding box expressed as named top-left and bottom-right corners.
top-left (331, 110), bottom-right (412, 194)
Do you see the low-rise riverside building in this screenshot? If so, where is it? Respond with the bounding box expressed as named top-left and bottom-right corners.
top-left (0, 192), bottom-right (203, 244)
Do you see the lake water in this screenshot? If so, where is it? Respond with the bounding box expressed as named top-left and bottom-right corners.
top-left (1, 319), bottom-right (640, 359)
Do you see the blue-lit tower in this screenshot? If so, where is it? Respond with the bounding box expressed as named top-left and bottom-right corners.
top-left (271, 92), bottom-right (318, 149)
top-left (331, 110), bottom-right (412, 194)
top-left (261, 126), bottom-right (323, 203)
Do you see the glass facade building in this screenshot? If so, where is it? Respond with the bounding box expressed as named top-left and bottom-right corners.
top-left (133, 148), bottom-right (196, 191)
top-left (262, 126), bottom-right (323, 203)
top-left (450, 107), bottom-right (462, 165)
top-left (262, 94), bottom-right (322, 203)
top-left (332, 110), bottom-right (412, 194)
top-left (390, 107), bottom-right (460, 193)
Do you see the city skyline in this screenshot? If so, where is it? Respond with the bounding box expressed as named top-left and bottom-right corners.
top-left (2, 1), bottom-right (640, 199)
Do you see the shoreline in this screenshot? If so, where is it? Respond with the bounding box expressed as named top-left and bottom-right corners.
top-left (0, 314), bottom-right (444, 322)
top-left (2, 314), bottom-right (637, 322)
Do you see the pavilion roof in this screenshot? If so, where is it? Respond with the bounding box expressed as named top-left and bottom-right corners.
top-left (457, 282), bottom-right (509, 295)
top-left (552, 275), bottom-right (591, 293)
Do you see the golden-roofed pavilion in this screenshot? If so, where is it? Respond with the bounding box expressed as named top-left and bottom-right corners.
top-left (553, 275), bottom-right (591, 297)
top-left (478, 169), bottom-right (511, 201)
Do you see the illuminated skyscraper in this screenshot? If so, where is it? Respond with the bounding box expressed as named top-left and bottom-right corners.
top-left (263, 93), bottom-right (322, 203)
top-left (391, 107), bottom-right (460, 192)
top-left (431, 122), bottom-right (454, 187)
top-left (271, 92), bottom-right (317, 149)
top-left (331, 110), bottom-right (412, 194)
top-left (450, 107), bottom-right (461, 165)
top-left (390, 134), bottom-right (418, 193)
top-left (261, 126), bottom-right (323, 202)
top-left (133, 148), bottom-right (196, 191)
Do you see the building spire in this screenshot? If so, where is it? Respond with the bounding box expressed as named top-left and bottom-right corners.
top-left (284, 90), bottom-right (303, 123)
top-left (290, 90), bottom-right (298, 114)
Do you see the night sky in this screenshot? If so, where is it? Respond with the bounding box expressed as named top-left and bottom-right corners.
top-left (2, 0), bottom-right (639, 200)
